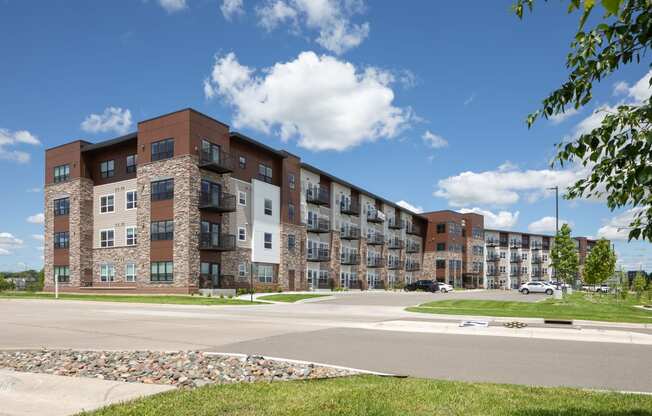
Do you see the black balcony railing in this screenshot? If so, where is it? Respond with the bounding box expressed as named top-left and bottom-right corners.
top-left (387, 261), bottom-right (401, 270)
top-left (531, 257), bottom-right (543, 264)
top-left (406, 223), bottom-right (422, 235)
top-left (486, 254), bottom-right (501, 262)
top-left (306, 187), bottom-right (330, 205)
top-left (367, 233), bottom-right (385, 245)
top-left (199, 192), bottom-right (236, 212)
top-left (340, 200), bottom-right (360, 216)
top-left (510, 257), bottom-right (522, 263)
top-left (531, 243), bottom-right (543, 250)
top-left (486, 239), bottom-right (500, 247)
top-left (367, 257), bottom-right (385, 268)
top-left (340, 227), bottom-right (360, 240)
top-left (367, 210), bottom-right (385, 223)
top-left (199, 150), bottom-right (234, 174)
top-left (340, 254), bottom-right (360, 265)
top-left (307, 248), bottom-right (330, 262)
top-left (388, 238), bottom-right (404, 249)
top-left (406, 262), bottom-right (421, 271)
top-left (199, 233), bottom-right (236, 251)
top-left (406, 242), bottom-right (421, 253)
top-left (388, 218), bottom-right (404, 229)
top-left (198, 273), bottom-right (228, 289)
top-left (509, 241), bottom-right (521, 249)
top-left (307, 218), bottom-right (330, 233)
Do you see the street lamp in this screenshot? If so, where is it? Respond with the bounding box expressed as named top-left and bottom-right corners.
top-left (547, 186), bottom-right (559, 235)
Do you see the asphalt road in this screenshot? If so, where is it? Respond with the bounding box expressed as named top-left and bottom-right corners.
top-left (1, 291), bottom-right (651, 393)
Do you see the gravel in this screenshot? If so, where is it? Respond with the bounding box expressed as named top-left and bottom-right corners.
top-left (0, 350), bottom-right (358, 388)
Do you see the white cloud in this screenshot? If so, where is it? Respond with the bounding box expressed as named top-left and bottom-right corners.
top-left (458, 207), bottom-right (519, 229)
top-left (26, 187), bottom-right (41, 193)
top-left (396, 200), bottom-right (423, 214)
top-left (498, 161), bottom-right (518, 172)
top-left (527, 216), bottom-right (572, 234)
top-left (613, 69), bottom-right (652, 103)
top-left (204, 51), bottom-right (411, 151)
top-left (549, 107), bottom-right (580, 125)
top-left (158, 0), bottom-right (187, 13)
top-left (255, 0), bottom-right (370, 54)
top-left (0, 128), bottom-right (40, 164)
top-left (221, 0), bottom-right (244, 20)
top-left (31, 234), bottom-right (44, 242)
top-left (597, 208), bottom-right (644, 241)
top-left (26, 213), bottom-right (44, 224)
top-left (463, 93), bottom-right (475, 106)
top-left (422, 130), bottom-right (448, 149)
top-left (434, 164), bottom-right (585, 207)
top-left (81, 107), bottom-right (133, 135)
top-left (0, 232), bottom-right (24, 255)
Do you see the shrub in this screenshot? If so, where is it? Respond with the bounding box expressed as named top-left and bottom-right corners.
top-left (633, 274), bottom-right (647, 301)
top-left (0, 277), bottom-right (15, 292)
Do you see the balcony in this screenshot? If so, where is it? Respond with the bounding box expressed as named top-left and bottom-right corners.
top-left (531, 243), bottom-right (543, 250)
top-left (387, 238), bottom-right (404, 250)
top-left (406, 223), bottom-right (422, 235)
top-left (341, 226), bottom-right (360, 240)
top-left (367, 210), bottom-right (385, 223)
top-left (306, 186), bottom-right (329, 205)
top-left (199, 192), bottom-right (236, 213)
top-left (406, 262), bottom-right (421, 271)
top-left (486, 239), bottom-right (500, 247)
top-left (198, 274), bottom-right (233, 289)
top-left (388, 218), bottom-right (404, 230)
top-left (341, 254), bottom-right (360, 265)
top-left (510, 257), bottom-right (522, 263)
top-left (406, 242), bottom-right (421, 253)
top-left (340, 201), bottom-right (360, 216)
top-left (531, 257), bottom-right (544, 264)
top-left (509, 241), bottom-right (521, 249)
top-left (387, 261), bottom-right (401, 270)
top-left (367, 233), bottom-right (385, 245)
top-left (307, 217), bottom-right (330, 233)
top-left (486, 254), bottom-right (501, 262)
top-left (199, 150), bottom-right (234, 174)
top-left (199, 233), bottom-right (236, 251)
top-left (307, 248), bottom-right (330, 262)
top-left (367, 257), bottom-right (385, 268)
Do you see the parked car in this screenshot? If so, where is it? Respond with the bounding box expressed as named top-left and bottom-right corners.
top-left (404, 280), bottom-right (440, 293)
top-left (519, 281), bottom-right (555, 295)
top-left (438, 282), bottom-right (454, 293)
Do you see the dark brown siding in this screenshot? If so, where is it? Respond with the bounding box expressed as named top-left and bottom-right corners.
top-left (423, 211), bottom-right (465, 252)
top-left (45, 141), bottom-right (87, 185)
top-left (230, 137), bottom-right (283, 186)
top-left (151, 241), bottom-right (173, 261)
top-left (83, 139), bottom-right (137, 186)
top-left (280, 154), bottom-right (301, 224)
top-left (53, 215), bottom-right (69, 232)
top-left (53, 249), bottom-right (69, 265)
top-left (189, 110), bottom-right (230, 157)
top-left (137, 110), bottom-right (191, 164)
top-left (151, 200), bottom-right (173, 221)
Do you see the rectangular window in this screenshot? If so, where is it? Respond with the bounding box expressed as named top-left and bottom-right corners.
top-left (288, 234), bottom-right (296, 251)
top-left (239, 155), bottom-right (246, 169)
top-left (100, 194), bottom-right (114, 213)
top-left (288, 203), bottom-right (295, 222)
top-left (100, 160), bottom-right (115, 178)
top-left (126, 190), bottom-right (137, 209)
top-left (53, 164), bottom-right (70, 183)
top-left (257, 264), bottom-right (273, 283)
top-left (151, 138), bottom-right (174, 161)
top-left (436, 243), bottom-right (446, 251)
top-left (238, 263), bottom-right (247, 278)
top-left (150, 220), bottom-right (174, 240)
top-left (54, 265), bottom-right (70, 283)
top-left (436, 223), bottom-right (446, 233)
top-left (238, 227), bottom-right (246, 241)
top-left (151, 179), bottom-right (174, 200)
top-left (54, 197), bottom-right (70, 216)
top-left (264, 232), bottom-right (272, 249)
top-left (264, 198), bottom-right (272, 216)
top-left (258, 163), bottom-right (273, 183)
top-left (288, 174), bottom-right (295, 190)
top-left (126, 226), bottom-right (137, 246)
top-left (126, 154), bottom-right (137, 173)
top-left (150, 261), bottom-right (173, 282)
top-left (100, 263), bottom-right (115, 282)
top-left (125, 262), bottom-right (136, 282)
top-left (238, 191), bottom-right (246, 206)
top-left (200, 139), bottom-right (222, 163)
top-left (436, 259), bottom-right (446, 269)
top-left (100, 229), bottom-right (114, 247)
top-left (53, 232), bottom-right (69, 249)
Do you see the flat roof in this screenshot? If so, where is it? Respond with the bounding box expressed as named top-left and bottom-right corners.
top-left (81, 132), bottom-right (137, 153)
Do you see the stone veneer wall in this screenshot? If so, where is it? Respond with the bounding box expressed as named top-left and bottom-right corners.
top-left (221, 247), bottom-right (252, 289)
top-left (279, 223), bottom-right (307, 290)
top-left (91, 247), bottom-right (139, 285)
top-left (328, 231), bottom-right (341, 289)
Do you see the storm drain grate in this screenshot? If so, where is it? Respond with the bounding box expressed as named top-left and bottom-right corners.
top-left (503, 321), bottom-right (528, 329)
top-left (544, 319), bottom-right (573, 325)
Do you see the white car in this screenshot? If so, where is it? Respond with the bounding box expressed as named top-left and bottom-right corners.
top-left (438, 282), bottom-right (454, 293)
top-left (519, 281), bottom-right (555, 295)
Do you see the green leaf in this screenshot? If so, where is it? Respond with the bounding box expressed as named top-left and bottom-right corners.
top-left (601, 0), bottom-right (621, 15)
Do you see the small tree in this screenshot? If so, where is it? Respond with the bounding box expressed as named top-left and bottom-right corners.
top-left (582, 239), bottom-right (616, 287)
top-left (0, 276), bottom-right (14, 292)
top-left (633, 272), bottom-right (647, 301)
top-left (551, 224), bottom-right (579, 287)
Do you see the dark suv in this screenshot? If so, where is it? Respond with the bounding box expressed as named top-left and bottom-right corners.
top-left (404, 280), bottom-right (440, 292)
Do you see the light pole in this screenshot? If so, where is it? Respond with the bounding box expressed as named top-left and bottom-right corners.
top-left (547, 186), bottom-right (559, 235)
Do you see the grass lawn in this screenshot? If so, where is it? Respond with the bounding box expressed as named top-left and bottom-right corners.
top-left (257, 293), bottom-right (331, 303)
top-left (0, 291), bottom-right (263, 305)
top-left (407, 292), bottom-right (652, 324)
top-left (80, 375), bottom-right (652, 416)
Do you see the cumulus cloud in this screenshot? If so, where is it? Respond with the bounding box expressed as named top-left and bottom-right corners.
top-left (0, 232), bottom-right (24, 255)
top-left (256, 0), bottom-right (370, 54)
top-left (0, 128), bottom-right (40, 163)
top-left (396, 200), bottom-right (423, 214)
top-left (158, 0), bottom-right (187, 12)
top-left (221, 0), bottom-right (244, 19)
top-left (26, 213), bottom-right (44, 224)
top-left (458, 207), bottom-right (519, 229)
top-left (549, 107), bottom-right (580, 125)
top-left (204, 51), bottom-right (411, 151)
top-left (528, 216), bottom-right (572, 234)
top-left (81, 107), bottom-right (133, 135)
top-left (597, 208), bottom-right (644, 241)
top-left (422, 130), bottom-right (448, 149)
top-left (31, 234), bottom-right (44, 242)
top-left (613, 69), bottom-right (652, 103)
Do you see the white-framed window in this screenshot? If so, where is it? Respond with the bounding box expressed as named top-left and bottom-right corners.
top-left (238, 227), bottom-right (246, 241)
top-left (264, 198), bottom-right (272, 216)
top-left (257, 264), bottom-right (273, 283)
top-left (125, 262), bottom-right (136, 282)
top-left (100, 194), bottom-right (115, 213)
top-left (238, 191), bottom-right (247, 206)
top-left (289, 174), bottom-right (295, 190)
top-left (238, 263), bottom-right (247, 278)
top-left (100, 229), bottom-right (114, 248)
top-left (264, 232), bottom-right (272, 249)
top-left (100, 263), bottom-right (115, 282)
top-left (126, 226), bottom-right (137, 246)
top-left (126, 190), bottom-right (137, 210)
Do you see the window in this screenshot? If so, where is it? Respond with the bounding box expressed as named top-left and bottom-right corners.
top-left (100, 263), bottom-right (115, 282)
top-left (126, 154), bottom-right (137, 173)
top-left (100, 195), bottom-right (114, 213)
top-left (436, 243), bottom-right (446, 251)
top-left (257, 264), bottom-right (273, 283)
top-left (100, 160), bottom-right (115, 178)
top-left (151, 138), bottom-right (174, 161)
top-left (521, 253), bottom-right (528, 260)
top-left (238, 263), bottom-right (247, 278)
top-left (54, 266), bottom-right (69, 283)
top-left (151, 179), bottom-right (174, 200)
top-left (54, 197), bottom-right (69, 216)
top-left (151, 220), bottom-right (174, 240)
top-left (288, 174), bottom-right (295, 190)
top-left (264, 232), bottom-right (272, 249)
top-left (53, 164), bottom-right (70, 183)
top-left (258, 163), bottom-right (273, 183)
top-left (54, 232), bottom-right (69, 249)
top-left (238, 191), bottom-right (246, 206)
top-left (200, 139), bottom-right (222, 163)
top-left (126, 226), bottom-right (137, 246)
top-left (436, 223), bottom-right (446, 233)
top-left (239, 155), bottom-right (246, 169)
top-left (288, 203), bottom-right (295, 222)
top-left (500, 251), bottom-right (506, 259)
top-left (238, 227), bottom-right (246, 241)
top-left (126, 190), bottom-right (137, 209)
top-left (264, 198), bottom-right (272, 216)
top-left (150, 261), bottom-right (173, 282)
top-left (288, 234), bottom-right (296, 251)
top-left (436, 259), bottom-right (446, 269)
top-left (125, 262), bottom-right (136, 282)
top-left (100, 229), bottom-right (114, 247)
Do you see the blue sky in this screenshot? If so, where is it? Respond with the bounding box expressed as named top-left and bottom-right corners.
top-left (0, 0), bottom-right (650, 271)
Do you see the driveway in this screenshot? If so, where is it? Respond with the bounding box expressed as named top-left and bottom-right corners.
top-left (318, 289), bottom-right (546, 306)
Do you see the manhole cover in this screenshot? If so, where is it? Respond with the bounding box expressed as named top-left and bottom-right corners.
top-left (503, 321), bottom-right (528, 329)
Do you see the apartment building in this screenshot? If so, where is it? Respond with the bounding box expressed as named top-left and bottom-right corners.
top-left (44, 108), bottom-right (427, 294)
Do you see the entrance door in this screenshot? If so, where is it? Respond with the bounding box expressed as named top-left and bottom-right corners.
top-left (288, 270), bottom-right (295, 291)
top-left (211, 263), bottom-right (220, 288)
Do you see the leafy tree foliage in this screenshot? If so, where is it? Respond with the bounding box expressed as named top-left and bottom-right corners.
top-left (551, 224), bottom-right (580, 285)
top-left (514, 0), bottom-right (652, 241)
top-left (582, 239), bottom-right (617, 284)
top-left (633, 272), bottom-right (647, 299)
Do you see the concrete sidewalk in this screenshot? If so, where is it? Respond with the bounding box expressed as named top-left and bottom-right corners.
top-left (0, 369), bottom-right (173, 416)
